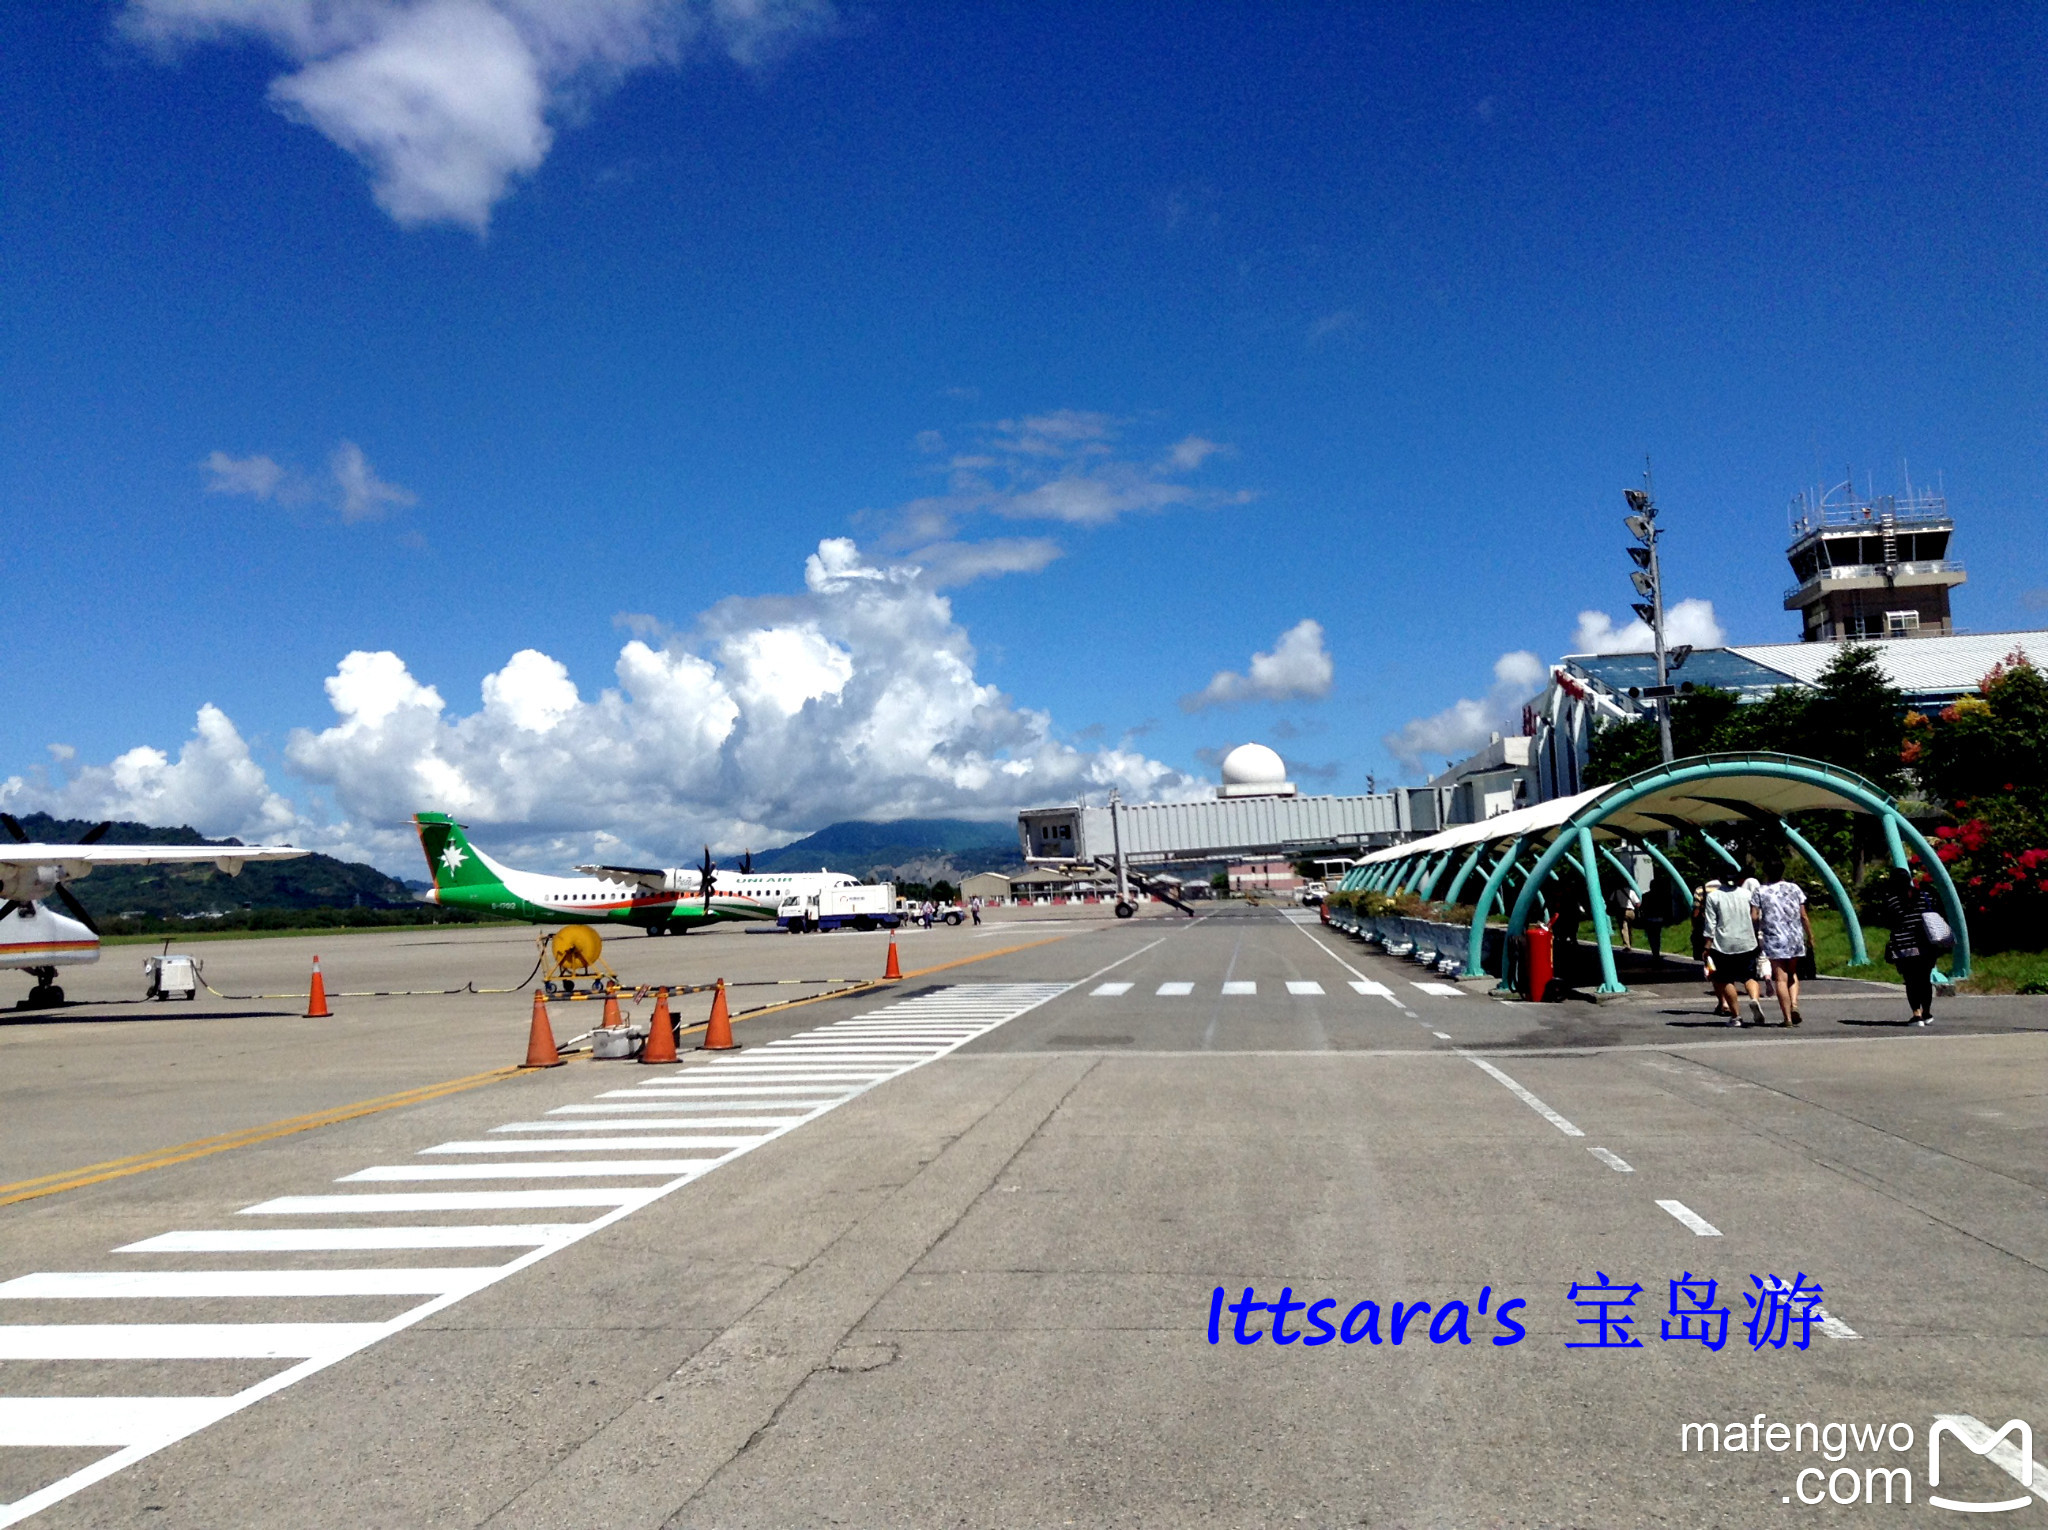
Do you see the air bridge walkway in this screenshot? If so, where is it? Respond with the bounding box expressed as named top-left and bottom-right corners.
top-left (1332, 752), bottom-right (1969, 995)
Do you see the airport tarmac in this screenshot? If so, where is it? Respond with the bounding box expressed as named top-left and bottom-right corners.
top-left (3, 905), bottom-right (2045, 1526)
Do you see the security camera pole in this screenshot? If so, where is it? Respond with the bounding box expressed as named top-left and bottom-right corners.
top-left (1623, 479), bottom-right (1675, 764)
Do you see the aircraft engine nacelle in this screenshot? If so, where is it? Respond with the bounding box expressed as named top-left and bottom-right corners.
top-left (0, 862), bottom-right (66, 903)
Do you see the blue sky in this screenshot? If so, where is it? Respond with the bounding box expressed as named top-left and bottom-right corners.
top-left (4, 3), bottom-right (2045, 872)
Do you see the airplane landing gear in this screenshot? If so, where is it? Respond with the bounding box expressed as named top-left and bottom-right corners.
top-left (21, 966), bottom-right (64, 1008)
top-left (1114, 901), bottom-right (1135, 919)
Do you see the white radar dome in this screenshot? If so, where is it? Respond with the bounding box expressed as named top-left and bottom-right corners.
top-left (1217, 742), bottom-right (1297, 798)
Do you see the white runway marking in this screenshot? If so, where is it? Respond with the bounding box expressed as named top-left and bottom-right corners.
top-left (339, 1161), bottom-right (718, 1181)
top-left (421, 1137), bottom-right (760, 1154)
top-left (1349, 979), bottom-right (1393, 997)
top-left (1090, 981), bottom-right (1134, 996)
top-left (1656, 1199), bottom-right (1722, 1236)
top-left (241, 1190), bottom-right (659, 1214)
top-left (0, 1397), bottom-right (242, 1449)
top-left (1286, 980), bottom-right (1325, 995)
top-left (548, 1101), bottom-right (820, 1115)
top-left (116, 1227), bottom-right (578, 1253)
top-left (1221, 980), bottom-right (1257, 995)
top-left (1431, 1030), bottom-right (1451, 1039)
top-left (0, 1325), bottom-right (385, 1361)
top-left (0, 1269), bottom-right (499, 1300)
top-left (1465, 1058), bottom-right (1585, 1136)
top-left (1155, 981), bottom-right (1194, 995)
top-left (1412, 982), bottom-right (1465, 996)
top-left (0, 977), bottom-right (1111, 1527)
top-left (495, 1118), bottom-right (798, 1132)
top-left (1587, 1147), bottom-right (1634, 1172)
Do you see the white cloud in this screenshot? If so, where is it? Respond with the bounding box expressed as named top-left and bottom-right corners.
top-left (1181, 619), bottom-right (1334, 711)
top-left (0, 538), bottom-right (1193, 873)
top-left (885, 411), bottom-right (1247, 543)
top-left (1381, 650), bottom-right (1542, 777)
top-left (906, 538), bottom-right (1064, 587)
top-left (330, 439), bottom-right (417, 521)
top-left (121, 0), bottom-right (836, 232)
top-left (202, 440), bottom-right (415, 523)
top-left (0, 704), bottom-right (305, 847)
top-left (203, 451), bottom-right (289, 499)
top-left (1570, 597), bottom-right (1726, 655)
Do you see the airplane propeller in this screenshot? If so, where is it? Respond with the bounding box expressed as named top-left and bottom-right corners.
top-left (0, 814), bottom-right (107, 934)
top-left (698, 846), bottom-right (717, 907)
top-left (740, 849), bottom-right (753, 875)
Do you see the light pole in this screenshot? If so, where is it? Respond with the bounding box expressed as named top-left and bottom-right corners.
top-left (1622, 480), bottom-right (1684, 764)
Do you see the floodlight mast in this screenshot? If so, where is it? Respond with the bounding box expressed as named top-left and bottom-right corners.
top-left (1623, 471), bottom-right (1675, 764)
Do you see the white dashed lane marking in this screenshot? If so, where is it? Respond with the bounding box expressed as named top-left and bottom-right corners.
top-left (1412, 982), bottom-right (1465, 997)
top-left (1155, 982), bottom-right (1193, 996)
top-left (1090, 982), bottom-right (1134, 996)
top-left (1286, 980), bottom-right (1325, 996)
top-left (1587, 1147), bottom-right (1634, 1172)
top-left (1221, 981), bottom-right (1257, 995)
top-left (1656, 1199), bottom-right (1722, 1236)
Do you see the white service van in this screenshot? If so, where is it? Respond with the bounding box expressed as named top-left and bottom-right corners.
top-left (778, 883), bottom-right (901, 932)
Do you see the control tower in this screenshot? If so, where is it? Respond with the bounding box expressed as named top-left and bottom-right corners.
top-left (1784, 476), bottom-right (1965, 641)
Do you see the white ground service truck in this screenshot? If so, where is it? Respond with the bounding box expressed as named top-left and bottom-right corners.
top-left (778, 884), bottom-right (901, 933)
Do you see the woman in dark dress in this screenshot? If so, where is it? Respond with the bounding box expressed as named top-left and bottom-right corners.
top-left (1881, 867), bottom-right (1939, 1027)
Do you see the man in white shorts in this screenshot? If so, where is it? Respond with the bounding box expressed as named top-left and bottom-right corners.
top-left (1702, 869), bottom-right (1767, 1026)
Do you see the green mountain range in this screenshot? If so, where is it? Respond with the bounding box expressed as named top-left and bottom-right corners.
top-left (738, 819), bottom-right (1024, 879)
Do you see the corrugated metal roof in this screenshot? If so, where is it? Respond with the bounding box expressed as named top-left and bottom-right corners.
top-left (1727, 629), bottom-right (2046, 696)
top-left (1359, 758), bottom-right (1888, 864)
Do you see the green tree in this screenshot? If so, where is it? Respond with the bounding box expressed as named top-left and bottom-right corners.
top-left (1804, 644), bottom-right (1906, 794)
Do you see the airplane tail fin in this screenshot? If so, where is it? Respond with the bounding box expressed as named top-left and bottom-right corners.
top-left (413, 813), bottom-right (505, 897)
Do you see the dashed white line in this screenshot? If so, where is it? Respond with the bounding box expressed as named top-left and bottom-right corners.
top-left (116, 1227), bottom-right (577, 1253)
top-left (1431, 1030), bottom-right (1452, 1040)
top-left (1587, 1147), bottom-right (1634, 1172)
top-left (1155, 982), bottom-right (1193, 996)
top-left (1464, 1058), bottom-right (1585, 1136)
top-left (1221, 981), bottom-right (1257, 995)
top-left (1412, 982), bottom-right (1465, 997)
top-left (1090, 981), bottom-right (1134, 996)
top-left (1286, 980), bottom-right (1325, 996)
top-left (1656, 1199), bottom-right (1722, 1236)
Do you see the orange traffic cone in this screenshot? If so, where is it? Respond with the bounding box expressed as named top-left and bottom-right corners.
top-left (883, 934), bottom-right (902, 981)
top-left (601, 988), bottom-right (623, 1029)
top-left (639, 988), bottom-right (678, 1064)
top-left (304, 955), bottom-right (332, 1018)
top-left (521, 990), bottom-right (564, 1068)
top-left (698, 978), bottom-right (738, 1051)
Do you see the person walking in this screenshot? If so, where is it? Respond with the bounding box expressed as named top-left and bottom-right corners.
top-left (1751, 855), bottom-right (1814, 1027)
top-left (1880, 867), bottom-right (1943, 1026)
top-left (1702, 869), bottom-right (1768, 1026)
top-left (969, 895), bottom-right (982, 926)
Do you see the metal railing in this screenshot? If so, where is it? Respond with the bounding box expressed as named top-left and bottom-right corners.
top-left (1783, 558), bottom-right (1965, 603)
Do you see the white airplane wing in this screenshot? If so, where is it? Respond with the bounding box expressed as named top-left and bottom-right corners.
top-left (0, 844), bottom-right (311, 875)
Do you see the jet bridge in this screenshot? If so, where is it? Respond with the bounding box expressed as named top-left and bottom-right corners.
top-left (1017, 790), bottom-right (1427, 868)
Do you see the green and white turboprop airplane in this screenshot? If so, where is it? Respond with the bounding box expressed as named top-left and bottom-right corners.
top-left (412, 813), bottom-right (861, 934)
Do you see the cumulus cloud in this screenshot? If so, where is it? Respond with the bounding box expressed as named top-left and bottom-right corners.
top-left (6, 539), bottom-right (1198, 873)
top-left (0, 704), bottom-right (306, 847)
top-left (1569, 597), bottom-right (1726, 655)
top-left (120, 0), bottom-right (836, 232)
top-left (885, 411), bottom-right (1248, 544)
top-left (203, 439), bottom-right (415, 523)
top-left (1181, 620), bottom-right (1334, 711)
top-left (1381, 650), bottom-right (1544, 777)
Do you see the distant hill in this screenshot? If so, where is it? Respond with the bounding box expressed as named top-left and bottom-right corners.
top-left (738, 819), bottom-right (1024, 881)
top-left (9, 812), bottom-right (417, 918)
